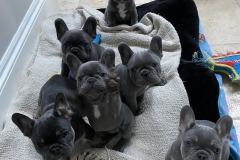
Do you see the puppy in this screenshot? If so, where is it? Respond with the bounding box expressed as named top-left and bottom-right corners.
top-left (114, 35), bottom-right (167, 115)
top-left (12, 75), bottom-right (102, 160)
top-left (54, 16), bottom-right (105, 77)
top-left (104, 0), bottom-right (138, 27)
top-left (165, 105), bottom-right (233, 160)
top-left (66, 49), bottom-right (135, 152)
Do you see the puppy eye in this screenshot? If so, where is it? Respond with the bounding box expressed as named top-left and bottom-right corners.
top-left (36, 143), bottom-right (43, 149)
top-left (78, 76), bottom-right (82, 81)
top-left (214, 148), bottom-right (220, 154)
top-left (100, 73), bottom-right (106, 77)
top-left (131, 68), bottom-right (136, 72)
top-left (186, 140), bottom-right (192, 147)
top-left (152, 62), bottom-right (157, 67)
top-left (82, 42), bottom-right (88, 47)
top-left (62, 131), bottom-right (69, 138)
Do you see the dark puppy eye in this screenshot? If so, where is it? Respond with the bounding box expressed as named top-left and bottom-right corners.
top-left (214, 148), bottom-right (220, 154)
top-left (152, 62), bottom-right (157, 67)
top-left (36, 143), bottom-right (43, 149)
top-left (82, 42), bottom-right (88, 47)
top-left (186, 140), bottom-right (192, 147)
top-left (78, 76), bottom-right (82, 81)
top-left (62, 131), bottom-right (69, 138)
top-left (100, 73), bottom-right (106, 77)
top-left (131, 68), bottom-right (136, 72)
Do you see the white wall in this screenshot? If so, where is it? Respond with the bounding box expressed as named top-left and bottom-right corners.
top-left (0, 0), bottom-right (60, 130)
top-left (0, 0), bottom-right (33, 60)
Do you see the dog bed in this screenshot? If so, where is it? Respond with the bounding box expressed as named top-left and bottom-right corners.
top-left (0, 6), bottom-right (189, 160)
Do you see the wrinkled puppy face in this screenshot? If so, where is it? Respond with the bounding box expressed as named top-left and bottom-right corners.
top-left (66, 48), bottom-right (116, 100)
top-left (127, 50), bottom-right (162, 86)
top-left (178, 106), bottom-right (233, 160)
top-left (60, 30), bottom-right (93, 63)
top-left (12, 93), bottom-right (75, 160)
top-left (32, 116), bottom-right (75, 160)
top-left (77, 62), bottom-right (109, 97)
top-left (118, 35), bottom-right (164, 87)
top-left (180, 125), bottom-right (222, 160)
top-left (55, 16), bottom-right (97, 63)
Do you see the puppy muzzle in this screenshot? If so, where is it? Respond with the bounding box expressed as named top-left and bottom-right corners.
top-left (184, 150), bottom-right (212, 160)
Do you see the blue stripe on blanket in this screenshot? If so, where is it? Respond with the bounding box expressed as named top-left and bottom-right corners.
top-left (199, 22), bottom-right (240, 160)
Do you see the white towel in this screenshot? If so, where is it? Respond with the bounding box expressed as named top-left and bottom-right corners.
top-left (0, 6), bottom-right (189, 160)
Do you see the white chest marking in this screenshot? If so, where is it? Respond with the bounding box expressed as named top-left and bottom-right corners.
top-left (117, 3), bottom-right (127, 19)
top-left (93, 105), bottom-right (101, 119)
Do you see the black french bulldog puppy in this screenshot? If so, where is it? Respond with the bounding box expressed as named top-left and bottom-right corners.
top-left (66, 49), bottom-right (135, 152)
top-left (104, 0), bottom-right (138, 26)
top-left (12, 75), bottom-right (102, 160)
top-left (55, 16), bottom-right (105, 77)
top-left (114, 35), bottom-right (167, 115)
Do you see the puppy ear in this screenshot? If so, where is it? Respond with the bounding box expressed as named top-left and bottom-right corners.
top-left (53, 92), bottom-right (73, 118)
top-left (214, 115), bottom-right (233, 142)
top-left (66, 53), bottom-right (82, 79)
top-left (12, 113), bottom-right (35, 137)
top-left (118, 42), bottom-right (134, 65)
top-left (82, 16), bottom-right (97, 39)
top-left (178, 105), bottom-right (196, 134)
top-left (149, 35), bottom-right (163, 59)
top-left (100, 49), bottom-right (115, 69)
top-left (55, 18), bottom-right (69, 40)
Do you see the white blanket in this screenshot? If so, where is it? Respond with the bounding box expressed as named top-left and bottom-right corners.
top-left (0, 6), bottom-right (189, 160)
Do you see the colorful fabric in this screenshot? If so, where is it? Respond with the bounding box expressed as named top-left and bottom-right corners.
top-left (199, 22), bottom-right (240, 160)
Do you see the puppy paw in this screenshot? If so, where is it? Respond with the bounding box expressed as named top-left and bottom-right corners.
top-left (154, 76), bottom-right (167, 86)
top-left (133, 106), bottom-right (145, 116)
top-left (159, 76), bottom-right (167, 86)
top-left (104, 73), bottom-right (120, 94)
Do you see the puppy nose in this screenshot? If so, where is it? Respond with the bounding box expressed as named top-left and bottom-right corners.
top-left (50, 147), bottom-right (61, 156)
top-left (197, 154), bottom-right (207, 160)
top-left (141, 70), bottom-right (150, 77)
top-left (88, 79), bottom-right (95, 84)
top-left (71, 48), bottom-right (79, 54)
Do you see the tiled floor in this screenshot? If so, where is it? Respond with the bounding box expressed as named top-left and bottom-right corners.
top-left (196, 0), bottom-right (240, 144)
top-left (58, 0), bottom-right (240, 143)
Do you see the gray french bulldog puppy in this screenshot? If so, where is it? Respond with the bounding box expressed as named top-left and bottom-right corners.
top-left (165, 105), bottom-right (233, 160)
top-left (104, 0), bottom-right (138, 27)
top-left (114, 35), bottom-right (167, 115)
top-left (66, 49), bottom-right (135, 152)
top-left (12, 75), bottom-right (102, 160)
top-left (55, 16), bottom-right (105, 77)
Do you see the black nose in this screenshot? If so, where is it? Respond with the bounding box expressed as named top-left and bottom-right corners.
top-left (88, 79), bottom-right (95, 84)
top-left (71, 48), bottom-right (79, 54)
top-left (141, 71), bottom-right (150, 77)
top-left (198, 154), bottom-right (207, 160)
top-left (50, 147), bottom-right (61, 156)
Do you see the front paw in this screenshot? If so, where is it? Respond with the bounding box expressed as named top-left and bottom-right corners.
top-left (159, 76), bottom-right (167, 86)
top-left (108, 21), bottom-right (116, 27)
top-left (155, 76), bottom-right (167, 86)
top-left (133, 106), bottom-right (145, 116)
top-left (104, 73), bottom-right (120, 94)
